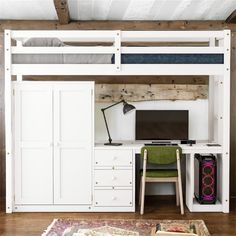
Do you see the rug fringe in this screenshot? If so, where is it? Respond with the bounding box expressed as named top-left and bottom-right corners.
top-left (42, 219), bottom-right (58, 236)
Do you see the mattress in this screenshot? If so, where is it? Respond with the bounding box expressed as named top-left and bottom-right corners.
top-left (113, 54), bottom-right (224, 64)
top-left (12, 38), bottom-right (224, 64)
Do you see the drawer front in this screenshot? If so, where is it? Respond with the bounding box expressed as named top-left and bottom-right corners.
top-left (94, 189), bottom-right (133, 207)
top-left (94, 170), bottom-right (132, 187)
top-left (95, 150), bottom-right (133, 166)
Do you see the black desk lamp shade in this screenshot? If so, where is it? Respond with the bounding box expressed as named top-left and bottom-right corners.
top-left (101, 100), bottom-right (136, 146)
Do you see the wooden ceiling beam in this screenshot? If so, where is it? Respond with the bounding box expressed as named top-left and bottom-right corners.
top-left (53, 0), bottom-right (70, 25)
top-left (0, 20), bottom-right (236, 31)
top-left (24, 75), bottom-right (208, 85)
top-left (226, 10), bottom-right (236, 23)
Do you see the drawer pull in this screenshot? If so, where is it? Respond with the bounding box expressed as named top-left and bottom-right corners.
top-left (95, 182), bottom-right (98, 184)
top-left (113, 156), bottom-right (117, 161)
top-left (112, 176), bottom-right (117, 181)
top-left (95, 162), bottom-right (98, 164)
top-left (112, 197), bottom-right (117, 201)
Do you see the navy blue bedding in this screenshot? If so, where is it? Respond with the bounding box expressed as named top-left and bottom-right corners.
top-left (111, 54), bottom-right (224, 64)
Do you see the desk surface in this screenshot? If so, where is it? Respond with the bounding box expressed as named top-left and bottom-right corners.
top-left (95, 141), bottom-right (223, 154)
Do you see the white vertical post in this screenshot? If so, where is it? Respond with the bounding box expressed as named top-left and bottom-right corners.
top-left (208, 38), bottom-right (216, 141)
top-left (4, 30), bottom-right (13, 213)
top-left (16, 75), bottom-right (22, 81)
top-left (185, 154), bottom-right (194, 212)
top-left (114, 30), bottom-right (121, 71)
top-left (221, 30), bottom-right (231, 213)
top-left (16, 41), bottom-right (23, 81)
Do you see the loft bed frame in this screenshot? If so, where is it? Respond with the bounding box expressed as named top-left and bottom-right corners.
top-left (4, 30), bottom-right (230, 213)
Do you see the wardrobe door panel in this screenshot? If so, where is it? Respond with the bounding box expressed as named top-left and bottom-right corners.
top-left (54, 83), bottom-right (93, 204)
top-left (59, 91), bottom-right (91, 143)
top-left (20, 90), bottom-right (52, 142)
top-left (54, 148), bottom-right (91, 204)
top-left (16, 148), bottom-right (53, 204)
top-left (14, 83), bottom-right (53, 204)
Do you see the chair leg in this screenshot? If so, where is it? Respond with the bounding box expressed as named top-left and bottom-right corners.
top-left (140, 176), bottom-right (146, 215)
top-left (139, 180), bottom-right (142, 205)
top-left (175, 181), bottom-right (179, 206)
top-left (178, 177), bottom-right (184, 215)
top-left (176, 149), bottom-right (184, 215)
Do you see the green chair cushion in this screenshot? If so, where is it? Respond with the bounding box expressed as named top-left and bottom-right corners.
top-left (141, 146), bottom-right (182, 165)
top-left (141, 169), bottom-right (178, 178)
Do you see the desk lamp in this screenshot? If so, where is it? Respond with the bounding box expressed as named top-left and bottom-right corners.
top-left (101, 100), bottom-right (136, 146)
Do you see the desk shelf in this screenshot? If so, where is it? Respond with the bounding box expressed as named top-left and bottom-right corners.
top-left (192, 199), bottom-right (222, 212)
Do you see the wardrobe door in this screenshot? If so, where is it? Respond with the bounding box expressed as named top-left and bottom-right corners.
top-left (54, 83), bottom-right (94, 204)
top-left (14, 83), bottom-right (53, 204)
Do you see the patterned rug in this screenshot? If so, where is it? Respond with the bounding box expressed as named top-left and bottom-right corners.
top-left (42, 219), bottom-right (210, 236)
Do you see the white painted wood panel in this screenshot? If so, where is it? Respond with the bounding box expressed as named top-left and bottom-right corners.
top-left (14, 83), bottom-right (53, 204)
top-left (95, 149), bottom-right (133, 166)
top-left (54, 148), bottom-right (92, 204)
top-left (54, 83), bottom-right (94, 204)
top-left (94, 170), bottom-right (132, 187)
top-left (94, 189), bottom-right (133, 207)
top-left (15, 148), bottom-right (53, 204)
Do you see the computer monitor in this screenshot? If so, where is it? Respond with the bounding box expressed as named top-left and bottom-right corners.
top-left (135, 110), bottom-right (189, 140)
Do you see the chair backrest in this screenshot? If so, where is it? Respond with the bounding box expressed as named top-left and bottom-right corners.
top-left (141, 146), bottom-right (182, 165)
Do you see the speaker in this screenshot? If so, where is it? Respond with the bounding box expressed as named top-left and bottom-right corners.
top-left (194, 154), bottom-right (217, 204)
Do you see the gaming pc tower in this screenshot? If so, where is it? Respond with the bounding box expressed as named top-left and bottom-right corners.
top-left (194, 154), bottom-right (217, 204)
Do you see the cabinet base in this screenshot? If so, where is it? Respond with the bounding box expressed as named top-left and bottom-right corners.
top-left (12, 205), bottom-right (135, 213)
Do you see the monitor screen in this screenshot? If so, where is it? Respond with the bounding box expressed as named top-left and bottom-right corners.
top-left (135, 110), bottom-right (189, 140)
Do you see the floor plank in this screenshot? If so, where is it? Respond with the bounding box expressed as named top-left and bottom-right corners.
top-left (0, 196), bottom-right (236, 236)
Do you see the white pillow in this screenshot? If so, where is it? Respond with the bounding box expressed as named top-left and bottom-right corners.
top-left (23, 38), bottom-right (65, 47)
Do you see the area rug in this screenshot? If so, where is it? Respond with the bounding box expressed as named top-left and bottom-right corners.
top-left (42, 219), bottom-right (210, 236)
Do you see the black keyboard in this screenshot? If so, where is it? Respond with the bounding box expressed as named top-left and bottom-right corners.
top-left (144, 143), bottom-right (178, 146)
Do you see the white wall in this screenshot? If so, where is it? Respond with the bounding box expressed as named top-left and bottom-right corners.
top-left (95, 99), bottom-right (208, 195)
top-left (95, 99), bottom-right (208, 142)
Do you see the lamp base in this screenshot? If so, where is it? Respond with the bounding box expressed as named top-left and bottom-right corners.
top-left (104, 142), bottom-right (122, 146)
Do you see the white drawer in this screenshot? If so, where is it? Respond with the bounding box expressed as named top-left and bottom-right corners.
top-left (94, 189), bottom-right (133, 207)
top-left (95, 150), bottom-right (133, 166)
top-left (94, 170), bottom-right (132, 187)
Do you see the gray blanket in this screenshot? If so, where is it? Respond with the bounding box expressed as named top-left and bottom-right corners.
top-left (13, 38), bottom-right (113, 64)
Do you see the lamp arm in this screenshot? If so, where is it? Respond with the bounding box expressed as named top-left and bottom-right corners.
top-left (101, 99), bottom-right (126, 145)
top-left (101, 109), bottom-right (112, 144)
top-left (102, 100), bottom-right (124, 111)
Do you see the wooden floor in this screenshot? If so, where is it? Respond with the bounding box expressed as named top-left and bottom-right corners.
top-left (0, 196), bottom-right (236, 236)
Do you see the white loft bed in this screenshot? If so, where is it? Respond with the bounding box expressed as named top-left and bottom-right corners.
top-left (4, 30), bottom-right (230, 213)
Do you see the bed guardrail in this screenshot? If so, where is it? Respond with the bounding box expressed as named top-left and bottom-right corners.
top-left (5, 30), bottom-right (230, 76)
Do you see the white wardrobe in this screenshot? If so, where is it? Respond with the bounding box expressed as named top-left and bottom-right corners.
top-left (13, 82), bottom-right (94, 206)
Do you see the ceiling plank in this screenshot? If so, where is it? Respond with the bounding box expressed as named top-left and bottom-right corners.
top-left (226, 10), bottom-right (236, 23)
top-left (171, 0), bottom-right (193, 20)
top-left (53, 0), bottom-right (70, 24)
top-left (107, 0), bottom-right (131, 20)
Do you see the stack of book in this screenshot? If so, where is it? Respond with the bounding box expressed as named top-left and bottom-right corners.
top-left (151, 222), bottom-right (199, 236)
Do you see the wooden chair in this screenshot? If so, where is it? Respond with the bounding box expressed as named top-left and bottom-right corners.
top-left (139, 146), bottom-right (184, 215)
